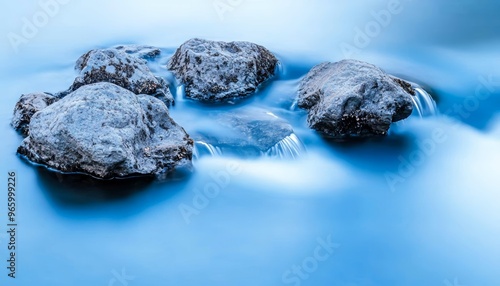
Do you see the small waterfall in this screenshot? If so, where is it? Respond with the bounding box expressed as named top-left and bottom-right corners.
top-left (264, 133), bottom-right (306, 159)
top-left (194, 134), bottom-right (306, 160)
top-left (176, 84), bottom-right (186, 99)
top-left (290, 99), bottom-right (299, 111)
top-left (410, 86), bottom-right (438, 117)
top-left (276, 61), bottom-right (284, 76)
top-left (193, 141), bottom-right (222, 159)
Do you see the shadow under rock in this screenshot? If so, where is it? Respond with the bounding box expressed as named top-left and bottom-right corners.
top-left (322, 133), bottom-right (415, 172)
top-left (33, 163), bottom-right (192, 206)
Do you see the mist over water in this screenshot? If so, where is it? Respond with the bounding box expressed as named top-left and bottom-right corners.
top-left (0, 1), bottom-right (499, 285)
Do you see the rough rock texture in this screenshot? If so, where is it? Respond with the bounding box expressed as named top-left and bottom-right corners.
top-left (64, 48), bottom-right (173, 106)
top-left (18, 83), bottom-right (193, 179)
top-left (113, 44), bottom-right (162, 60)
top-left (11, 92), bottom-right (58, 136)
top-left (297, 60), bottom-right (414, 139)
top-left (168, 38), bottom-right (278, 102)
top-left (193, 108), bottom-right (295, 156)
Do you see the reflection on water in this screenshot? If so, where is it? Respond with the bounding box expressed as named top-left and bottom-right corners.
top-left (35, 166), bottom-right (155, 205)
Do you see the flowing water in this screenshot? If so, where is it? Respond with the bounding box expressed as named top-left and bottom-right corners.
top-left (409, 87), bottom-right (438, 117)
top-left (0, 1), bottom-right (499, 285)
top-left (264, 134), bottom-right (306, 159)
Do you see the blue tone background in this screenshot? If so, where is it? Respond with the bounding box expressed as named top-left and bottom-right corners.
top-left (0, 0), bottom-right (499, 285)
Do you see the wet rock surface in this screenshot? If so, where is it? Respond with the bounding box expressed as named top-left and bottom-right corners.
top-left (298, 59), bottom-right (414, 139)
top-left (11, 92), bottom-right (58, 136)
top-left (113, 44), bottom-right (162, 60)
top-left (18, 83), bottom-right (193, 179)
top-left (168, 38), bottom-right (278, 102)
top-left (64, 48), bottom-right (174, 106)
top-left (11, 42), bottom-right (434, 181)
top-left (193, 107), bottom-right (296, 156)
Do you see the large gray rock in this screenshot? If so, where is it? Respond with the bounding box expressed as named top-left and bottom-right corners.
top-left (11, 92), bottom-right (58, 136)
top-left (18, 83), bottom-right (193, 179)
top-left (64, 48), bottom-right (173, 106)
top-left (167, 38), bottom-right (278, 102)
top-left (297, 60), bottom-right (414, 139)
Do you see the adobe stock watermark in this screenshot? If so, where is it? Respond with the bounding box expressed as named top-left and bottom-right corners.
top-left (282, 234), bottom-right (340, 286)
top-left (339, 0), bottom-right (411, 58)
top-left (7, 0), bottom-right (71, 53)
top-left (385, 128), bottom-right (448, 192)
top-left (178, 161), bottom-right (242, 224)
top-left (385, 74), bottom-right (500, 192)
top-left (108, 268), bottom-right (135, 286)
top-left (441, 75), bottom-right (500, 122)
top-left (213, 0), bottom-right (244, 21)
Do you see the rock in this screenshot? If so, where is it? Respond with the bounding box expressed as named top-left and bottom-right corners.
top-left (113, 44), bottom-right (162, 60)
top-left (18, 83), bottom-right (193, 179)
top-left (11, 92), bottom-right (58, 136)
top-left (297, 59), bottom-right (414, 139)
top-left (168, 38), bottom-right (278, 102)
top-left (193, 107), bottom-right (297, 156)
top-left (63, 48), bottom-right (173, 106)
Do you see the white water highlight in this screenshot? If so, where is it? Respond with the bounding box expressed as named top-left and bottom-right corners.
top-left (264, 133), bottom-right (306, 159)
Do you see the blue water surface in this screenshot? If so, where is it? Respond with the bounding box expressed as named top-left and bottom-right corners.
top-left (0, 1), bottom-right (499, 285)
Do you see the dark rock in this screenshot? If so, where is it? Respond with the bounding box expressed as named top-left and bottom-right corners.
top-left (391, 77), bottom-right (416, 96)
top-left (63, 48), bottom-right (173, 106)
top-left (113, 44), bottom-right (162, 60)
top-left (297, 60), bottom-right (414, 139)
top-left (18, 83), bottom-right (193, 179)
top-left (11, 92), bottom-right (58, 136)
top-left (167, 38), bottom-right (278, 102)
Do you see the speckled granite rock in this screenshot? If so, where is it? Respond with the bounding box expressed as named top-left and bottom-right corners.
top-left (11, 92), bottom-right (58, 136)
top-left (168, 38), bottom-right (278, 102)
top-left (63, 48), bottom-right (173, 106)
top-left (18, 83), bottom-right (193, 179)
top-left (298, 59), bottom-right (414, 139)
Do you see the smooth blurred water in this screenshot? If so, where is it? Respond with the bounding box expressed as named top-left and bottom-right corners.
top-left (0, 1), bottom-right (499, 286)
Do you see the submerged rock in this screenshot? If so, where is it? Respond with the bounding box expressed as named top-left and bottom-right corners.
top-left (297, 59), bottom-right (414, 139)
top-left (193, 107), bottom-right (303, 157)
top-left (168, 38), bottom-right (278, 102)
top-left (18, 83), bottom-right (193, 179)
top-left (113, 44), bottom-right (162, 60)
top-left (63, 48), bottom-right (173, 106)
top-left (11, 92), bottom-right (58, 136)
